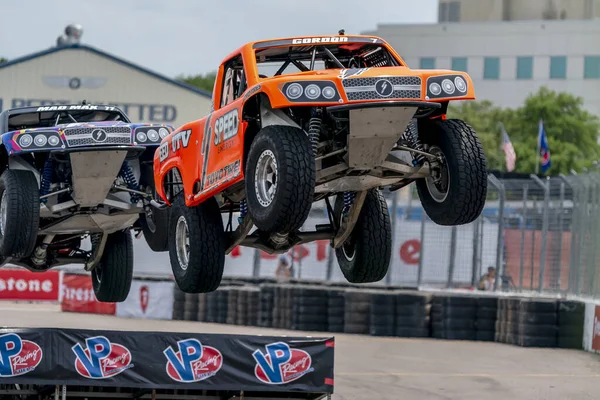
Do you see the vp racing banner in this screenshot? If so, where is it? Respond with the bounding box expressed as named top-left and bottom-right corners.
top-left (0, 328), bottom-right (334, 393)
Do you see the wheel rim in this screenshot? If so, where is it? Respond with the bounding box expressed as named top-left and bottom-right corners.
top-left (339, 214), bottom-right (356, 262)
top-left (254, 150), bottom-right (278, 207)
top-left (425, 146), bottom-right (450, 203)
top-left (0, 191), bottom-right (6, 237)
top-left (175, 215), bottom-right (190, 270)
top-left (95, 265), bottom-right (103, 284)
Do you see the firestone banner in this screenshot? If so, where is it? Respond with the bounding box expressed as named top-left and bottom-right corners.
top-left (0, 328), bottom-right (334, 393)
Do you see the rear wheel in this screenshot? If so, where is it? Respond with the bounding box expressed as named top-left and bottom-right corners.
top-left (416, 119), bottom-right (487, 226)
top-left (168, 194), bottom-right (225, 293)
top-left (0, 169), bottom-right (40, 258)
top-left (245, 125), bottom-right (315, 233)
top-left (139, 165), bottom-right (169, 252)
top-left (334, 189), bottom-right (392, 283)
top-left (92, 230), bottom-right (134, 303)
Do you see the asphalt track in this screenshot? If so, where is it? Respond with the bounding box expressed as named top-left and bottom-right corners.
top-left (1, 303), bottom-right (599, 400)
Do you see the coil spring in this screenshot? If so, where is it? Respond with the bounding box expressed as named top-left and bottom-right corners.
top-left (343, 191), bottom-right (356, 216)
top-left (40, 158), bottom-right (54, 203)
top-left (119, 162), bottom-right (140, 203)
top-left (240, 199), bottom-right (247, 218)
top-left (308, 111), bottom-right (322, 157)
top-left (405, 119), bottom-right (425, 166)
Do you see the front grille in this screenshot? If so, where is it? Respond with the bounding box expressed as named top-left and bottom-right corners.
top-left (63, 127), bottom-right (132, 147)
top-left (342, 76), bottom-right (422, 101)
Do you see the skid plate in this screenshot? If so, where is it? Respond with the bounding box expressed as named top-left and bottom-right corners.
top-left (69, 150), bottom-right (127, 207)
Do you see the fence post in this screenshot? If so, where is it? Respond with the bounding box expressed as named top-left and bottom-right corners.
top-left (471, 216), bottom-right (481, 287)
top-left (555, 180), bottom-right (565, 291)
top-left (560, 174), bottom-right (577, 295)
top-left (519, 185), bottom-right (529, 291)
top-left (447, 226), bottom-right (457, 288)
top-left (487, 174), bottom-right (505, 291)
top-left (530, 174), bottom-right (550, 294)
top-left (589, 174), bottom-right (600, 298)
top-left (386, 190), bottom-right (399, 285)
top-left (417, 209), bottom-right (426, 287)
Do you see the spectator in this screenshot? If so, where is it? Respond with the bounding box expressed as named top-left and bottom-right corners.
top-left (275, 254), bottom-right (293, 281)
top-left (477, 267), bottom-right (496, 291)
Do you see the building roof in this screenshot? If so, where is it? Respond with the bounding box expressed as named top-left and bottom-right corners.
top-left (0, 43), bottom-right (212, 98)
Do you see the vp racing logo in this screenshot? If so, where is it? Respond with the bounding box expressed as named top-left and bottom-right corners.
top-left (0, 333), bottom-right (43, 377)
top-left (252, 342), bottom-right (313, 384)
top-left (163, 338), bottom-right (223, 382)
top-left (72, 336), bottom-right (133, 379)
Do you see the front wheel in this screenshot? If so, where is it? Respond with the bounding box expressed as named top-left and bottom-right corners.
top-left (168, 194), bottom-right (225, 293)
top-left (0, 169), bottom-right (40, 258)
top-left (245, 125), bottom-right (315, 233)
top-left (334, 189), bottom-right (392, 283)
top-left (416, 119), bottom-right (487, 226)
top-left (92, 230), bottom-right (134, 303)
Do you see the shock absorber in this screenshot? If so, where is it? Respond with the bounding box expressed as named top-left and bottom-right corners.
top-left (405, 118), bottom-right (425, 166)
top-left (238, 199), bottom-right (247, 224)
top-left (119, 162), bottom-right (140, 203)
top-left (342, 191), bottom-right (356, 216)
top-left (40, 158), bottom-right (54, 203)
top-left (308, 108), bottom-right (323, 157)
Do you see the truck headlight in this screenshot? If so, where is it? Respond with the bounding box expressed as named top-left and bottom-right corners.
top-left (19, 134), bottom-right (33, 148)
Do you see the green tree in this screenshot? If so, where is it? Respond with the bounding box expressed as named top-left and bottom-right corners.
top-left (0, 57), bottom-right (7, 64)
top-left (178, 72), bottom-right (217, 93)
top-left (448, 87), bottom-right (600, 175)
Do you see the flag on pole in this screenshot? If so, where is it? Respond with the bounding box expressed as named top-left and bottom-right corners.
top-left (538, 119), bottom-right (551, 174)
top-left (500, 123), bottom-right (516, 172)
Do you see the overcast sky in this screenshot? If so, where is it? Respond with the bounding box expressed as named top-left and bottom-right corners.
top-left (0, 0), bottom-right (437, 77)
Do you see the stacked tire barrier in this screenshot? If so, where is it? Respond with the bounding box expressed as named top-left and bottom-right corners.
top-left (291, 286), bottom-right (329, 331)
top-left (327, 288), bottom-right (346, 333)
top-left (344, 289), bottom-right (371, 334)
top-left (395, 291), bottom-right (431, 338)
top-left (475, 296), bottom-right (497, 342)
top-left (168, 278), bottom-right (586, 351)
top-left (557, 300), bottom-right (585, 349)
top-left (431, 294), bottom-right (477, 340)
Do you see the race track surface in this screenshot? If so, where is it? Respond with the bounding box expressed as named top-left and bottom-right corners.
top-left (1, 303), bottom-right (599, 400)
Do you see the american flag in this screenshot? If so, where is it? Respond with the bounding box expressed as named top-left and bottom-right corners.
top-left (500, 123), bottom-right (516, 172)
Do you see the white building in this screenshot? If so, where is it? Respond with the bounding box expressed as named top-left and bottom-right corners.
top-left (0, 42), bottom-right (212, 129)
top-left (364, 1), bottom-right (600, 115)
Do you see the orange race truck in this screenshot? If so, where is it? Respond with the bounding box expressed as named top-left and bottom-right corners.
top-left (153, 31), bottom-right (488, 293)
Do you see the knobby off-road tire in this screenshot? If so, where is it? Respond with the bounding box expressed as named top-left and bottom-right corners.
top-left (0, 169), bottom-right (40, 258)
top-left (416, 119), bottom-right (487, 226)
top-left (168, 194), bottom-right (225, 293)
top-left (334, 189), bottom-right (392, 283)
top-left (245, 125), bottom-right (315, 233)
top-left (139, 165), bottom-right (169, 252)
top-left (92, 230), bottom-right (134, 303)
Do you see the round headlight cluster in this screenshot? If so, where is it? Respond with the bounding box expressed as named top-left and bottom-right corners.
top-left (48, 135), bottom-right (61, 147)
top-left (454, 76), bottom-right (467, 93)
top-left (429, 82), bottom-right (442, 96)
top-left (441, 79), bottom-right (456, 95)
top-left (19, 134), bottom-right (33, 148)
top-left (322, 86), bottom-right (336, 99)
top-left (136, 131), bottom-right (147, 143)
top-left (286, 83), bottom-right (303, 99)
top-left (304, 84), bottom-right (321, 100)
top-left (34, 135), bottom-right (47, 147)
top-left (147, 129), bottom-right (160, 142)
top-left (159, 127), bottom-right (169, 138)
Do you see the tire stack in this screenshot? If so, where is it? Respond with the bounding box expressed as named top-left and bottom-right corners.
top-left (344, 289), bottom-right (371, 334)
top-left (517, 298), bottom-right (558, 348)
top-left (183, 293), bottom-right (199, 321)
top-left (215, 288), bottom-right (229, 324)
top-left (273, 285), bottom-right (293, 329)
top-left (395, 291), bottom-right (432, 338)
top-left (494, 297), bottom-right (507, 343)
top-left (258, 284), bottom-right (275, 328)
top-left (291, 286), bottom-right (328, 332)
top-left (475, 296), bottom-right (498, 341)
top-left (431, 294), bottom-right (477, 340)
top-left (238, 287), bottom-right (260, 326)
top-left (172, 285), bottom-right (185, 321)
top-left (506, 297), bottom-right (522, 345)
top-left (370, 291), bottom-right (396, 336)
top-left (197, 293), bottom-right (208, 322)
top-left (205, 291), bottom-right (219, 323)
top-left (227, 288), bottom-right (239, 325)
top-left (327, 288), bottom-right (346, 333)
top-left (236, 287), bottom-right (249, 325)
top-left (557, 300), bottom-right (585, 349)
